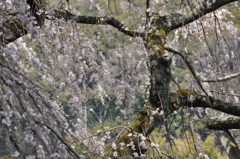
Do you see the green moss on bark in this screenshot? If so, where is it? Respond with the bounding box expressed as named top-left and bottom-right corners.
top-left (146, 27), bottom-right (166, 57)
top-left (104, 104), bottom-right (154, 158)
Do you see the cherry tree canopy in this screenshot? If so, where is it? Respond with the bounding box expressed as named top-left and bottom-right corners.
top-left (0, 0), bottom-right (240, 158)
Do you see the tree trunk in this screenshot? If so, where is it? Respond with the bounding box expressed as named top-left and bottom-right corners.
top-left (104, 15), bottom-right (173, 158)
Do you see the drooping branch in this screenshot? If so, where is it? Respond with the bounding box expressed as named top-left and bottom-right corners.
top-left (151, 0), bottom-right (238, 32)
top-left (0, 0), bottom-right (46, 45)
top-left (27, 0), bottom-right (46, 26)
top-left (166, 47), bottom-right (240, 100)
top-left (203, 72), bottom-right (240, 83)
top-left (207, 117), bottom-right (240, 130)
top-left (54, 10), bottom-right (145, 38)
top-left (0, 19), bottom-right (28, 45)
top-left (37, 122), bottom-right (84, 159)
top-left (165, 47), bottom-right (208, 96)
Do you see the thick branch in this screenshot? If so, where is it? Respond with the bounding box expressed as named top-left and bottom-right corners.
top-left (207, 117), bottom-right (240, 130)
top-left (1, 9), bottom-right (145, 45)
top-left (106, 89), bottom-right (240, 157)
top-left (151, 0), bottom-right (238, 32)
top-left (168, 0), bottom-right (237, 31)
top-left (171, 90), bottom-right (240, 116)
top-left (54, 10), bottom-right (145, 38)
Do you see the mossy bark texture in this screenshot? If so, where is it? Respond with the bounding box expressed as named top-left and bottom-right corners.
top-left (104, 15), bottom-right (172, 158)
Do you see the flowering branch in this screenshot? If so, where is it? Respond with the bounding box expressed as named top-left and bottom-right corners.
top-left (38, 122), bottom-right (84, 159)
top-left (80, 126), bottom-right (130, 141)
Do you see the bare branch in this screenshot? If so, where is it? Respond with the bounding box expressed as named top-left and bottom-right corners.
top-left (0, 9), bottom-right (145, 45)
top-left (169, 0), bottom-right (238, 31)
top-left (203, 72), bottom-right (240, 83)
top-left (165, 47), bottom-right (208, 96)
top-left (151, 0), bottom-right (238, 32)
top-left (54, 10), bottom-right (145, 38)
top-left (207, 117), bottom-right (240, 130)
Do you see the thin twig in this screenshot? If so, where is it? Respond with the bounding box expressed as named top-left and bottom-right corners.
top-left (203, 72), bottom-right (240, 83)
top-left (114, 127), bottom-right (129, 142)
top-left (149, 135), bottom-right (174, 159)
top-left (38, 122), bottom-right (83, 159)
top-left (165, 47), bottom-right (208, 97)
top-left (80, 126), bottom-right (132, 141)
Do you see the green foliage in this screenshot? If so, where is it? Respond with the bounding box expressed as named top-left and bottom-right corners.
top-left (226, 3), bottom-right (240, 29)
top-left (150, 130), bottom-right (228, 159)
top-left (203, 135), bottom-right (228, 159)
top-left (0, 156), bottom-right (16, 159)
top-left (89, 117), bottom-right (132, 134)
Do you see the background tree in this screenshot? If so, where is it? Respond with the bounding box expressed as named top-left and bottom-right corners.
top-left (0, 0), bottom-right (240, 158)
